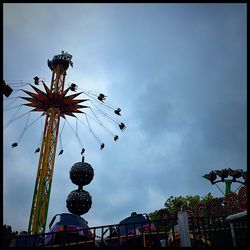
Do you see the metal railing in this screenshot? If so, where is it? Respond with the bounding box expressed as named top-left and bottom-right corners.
top-left (7, 216), bottom-right (247, 247)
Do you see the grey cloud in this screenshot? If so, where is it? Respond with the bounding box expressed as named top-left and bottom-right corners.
top-left (3, 4), bottom-right (246, 232)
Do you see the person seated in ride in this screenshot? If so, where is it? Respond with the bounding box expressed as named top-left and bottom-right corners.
top-left (58, 149), bottom-right (64, 155)
top-left (98, 93), bottom-right (107, 102)
top-left (70, 83), bottom-right (77, 91)
top-left (11, 142), bottom-right (18, 148)
top-left (119, 122), bottom-right (126, 131)
top-left (114, 108), bottom-right (121, 116)
top-left (35, 147), bottom-right (40, 153)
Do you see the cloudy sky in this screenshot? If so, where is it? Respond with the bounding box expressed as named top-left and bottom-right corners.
top-left (3, 3), bottom-right (247, 232)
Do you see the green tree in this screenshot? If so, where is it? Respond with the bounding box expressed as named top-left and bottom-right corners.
top-left (149, 193), bottom-right (215, 220)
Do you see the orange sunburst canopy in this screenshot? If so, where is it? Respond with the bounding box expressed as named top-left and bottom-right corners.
top-left (21, 82), bottom-right (89, 118)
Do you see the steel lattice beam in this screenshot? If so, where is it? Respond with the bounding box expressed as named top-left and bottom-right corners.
top-left (28, 62), bottom-right (66, 234)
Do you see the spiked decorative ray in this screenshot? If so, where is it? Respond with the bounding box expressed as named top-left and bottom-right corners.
top-left (21, 82), bottom-right (89, 118)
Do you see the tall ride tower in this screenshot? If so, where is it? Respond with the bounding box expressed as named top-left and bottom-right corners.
top-left (24, 51), bottom-right (87, 234)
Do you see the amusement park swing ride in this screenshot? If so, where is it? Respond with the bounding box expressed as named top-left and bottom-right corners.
top-left (3, 51), bottom-right (126, 234)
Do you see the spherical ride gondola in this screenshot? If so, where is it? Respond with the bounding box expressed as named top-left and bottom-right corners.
top-left (70, 161), bottom-right (94, 187)
top-left (66, 189), bottom-right (92, 216)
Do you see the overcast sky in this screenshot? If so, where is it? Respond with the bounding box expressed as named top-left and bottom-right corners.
top-left (3, 3), bottom-right (247, 233)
